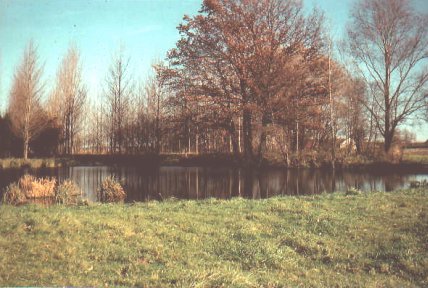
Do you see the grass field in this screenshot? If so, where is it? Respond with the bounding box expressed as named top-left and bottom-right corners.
top-left (402, 148), bottom-right (428, 164)
top-left (0, 188), bottom-right (427, 287)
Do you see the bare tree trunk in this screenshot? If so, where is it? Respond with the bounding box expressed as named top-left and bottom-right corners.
top-left (243, 109), bottom-right (253, 163)
top-left (256, 112), bottom-right (270, 165)
top-left (238, 117), bottom-right (242, 153)
top-left (328, 40), bottom-right (336, 169)
top-left (195, 124), bottom-right (199, 155)
top-left (23, 137), bottom-right (28, 160)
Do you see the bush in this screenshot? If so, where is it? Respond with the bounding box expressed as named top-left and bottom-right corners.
top-left (2, 183), bottom-right (27, 205)
top-left (55, 180), bottom-right (82, 204)
top-left (97, 176), bottom-right (126, 203)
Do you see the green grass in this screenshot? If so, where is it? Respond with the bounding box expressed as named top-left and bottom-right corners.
top-left (1, 188), bottom-right (427, 287)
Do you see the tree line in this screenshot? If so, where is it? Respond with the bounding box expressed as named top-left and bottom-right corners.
top-left (0, 0), bottom-right (427, 165)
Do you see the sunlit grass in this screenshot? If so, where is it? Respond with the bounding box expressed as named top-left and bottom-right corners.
top-left (0, 188), bottom-right (427, 287)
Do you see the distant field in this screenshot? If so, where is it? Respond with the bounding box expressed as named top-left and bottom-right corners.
top-left (404, 148), bottom-right (428, 155)
top-left (403, 148), bottom-right (428, 164)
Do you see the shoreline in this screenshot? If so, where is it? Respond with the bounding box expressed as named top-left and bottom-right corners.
top-left (0, 153), bottom-right (427, 172)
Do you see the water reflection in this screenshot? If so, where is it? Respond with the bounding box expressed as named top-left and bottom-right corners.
top-left (0, 166), bottom-right (427, 202)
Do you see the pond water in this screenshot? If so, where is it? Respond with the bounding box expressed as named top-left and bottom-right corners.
top-left (0, 166), bottom-right (427, 202)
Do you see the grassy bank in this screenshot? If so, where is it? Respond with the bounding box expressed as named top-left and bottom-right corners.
top-left (0, 158), bottom-right (80, 169)
top-left (0, 188), bottom-right (427, 287)
top-left (0, 158), bottom-right (58, 169)
top-left (0, 154), bottom-right (233, 169)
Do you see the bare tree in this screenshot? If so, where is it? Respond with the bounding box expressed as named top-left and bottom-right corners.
top-left (85, 100), bottom-right (106, 154)
top-left (8, 42), bottom-right (47, 159)
top-left (105, 48), bottom-right (132, 154)
top-left (145, 69), bottom-right (165, 154)
top-left (50, 45), bottom-right (87, 154)
top-left (347, 0), bottom-right (428, 152)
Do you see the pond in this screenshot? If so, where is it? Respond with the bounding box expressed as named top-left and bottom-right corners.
top-left (0, 166), bottom-right (427, 202)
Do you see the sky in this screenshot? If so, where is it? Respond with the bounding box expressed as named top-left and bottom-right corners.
top-left (0, 0), bottom-right (427, 140)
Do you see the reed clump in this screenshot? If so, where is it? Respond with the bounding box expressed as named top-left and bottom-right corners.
top-left (18, 175), bottom-right (56, 198)
top-left (55, 180), bottom-right (83, 204)
top-left (2, 175), bottom-right (127, 205)
top-left (2, 183), bottom-right (27, 205)
top-left (2, 175), bottom-right (56, 205)
top-left (97, 176), bottom-right (126, 203)
top-left (2, 175), bottom-right (82, 205)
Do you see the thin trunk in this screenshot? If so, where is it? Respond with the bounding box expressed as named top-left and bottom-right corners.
top-left (243, 110), bottom-right (253, 163)
top-left (241, 79), bottom-right (253, 164)
top-left (238, 117), bottom-right (242, 153)
top-left (188, 124), bottom-right (191, 154)
top-left (328, 40), bottom-right (336, 170)
top-left (383, 46), bottom-right (391, 153)
top-left (23, 137), bottom-right (29, 160)
top-left (155, 90), bottom-right (161, 155)
top-left (295, 119), bottom-right (299, 154)
top-left (257, 112), bottom-right (269, 165)
top-left (195, 124), bottom-right (199, 155)
top-left (228, 120), bottom-right (239, 158)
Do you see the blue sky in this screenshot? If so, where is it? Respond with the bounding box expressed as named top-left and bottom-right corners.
top-left (0, 0), bottom-right (427, 140)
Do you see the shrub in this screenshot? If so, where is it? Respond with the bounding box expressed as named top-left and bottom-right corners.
top-left (19, 175), bottom-right (56, 198)
top-left (97, 176), bottom-right (126, 203)
top-left (2, 183), bottom-right (27, 205)
top-left (55, 180), bottom-right (82, 204)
